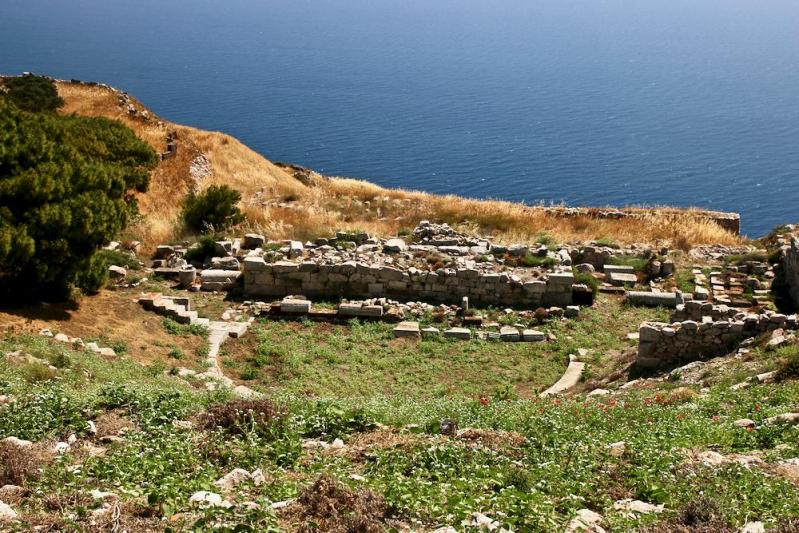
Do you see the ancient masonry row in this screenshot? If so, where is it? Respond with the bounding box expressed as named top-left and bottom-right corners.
top-left (636, 302), bottom-right (797, 370)
top-left (240, 257), bottom-right (586, 308)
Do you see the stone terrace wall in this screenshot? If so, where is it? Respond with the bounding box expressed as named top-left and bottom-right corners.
top-left (782, 236), bottom-right (799, 310)
top-left (636, 312), bottom-right (797, 370)
top-left (243, 257), bottom-right (580, 308)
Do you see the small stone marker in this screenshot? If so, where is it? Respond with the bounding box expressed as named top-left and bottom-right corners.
top-left (522, 329), bottom-right (546, 342)
top-left (500, 326), bottom-right (520, 342)
top-left (461, 296), bottom-right (469, 313)
top-left (609, 272), bottom-right (638, 287)
top-left (421, 326), bottom-right (440, 337)
top-left (393, 321), bottom-right (420, 338)
top-left (280, 298), bottom-right (311, 314)
top-left (444, 327), bottom-right (471, 340)
top-left (603, 264), bottom-right (635, 275)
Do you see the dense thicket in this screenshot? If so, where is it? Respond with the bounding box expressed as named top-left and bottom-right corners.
top-left (0, 95), bottom-right (157, 301)
top-left (1, 74), bottom-right (65, 113)
top-left (181, 184), bottom-right (244, 233)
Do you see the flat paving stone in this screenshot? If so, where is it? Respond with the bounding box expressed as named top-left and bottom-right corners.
top-left (609, 272), bottom-right (638, 287)
top-left (444, 327), bottom-right (471, 340)
top-left (394, 321), bottom-right (420, 338)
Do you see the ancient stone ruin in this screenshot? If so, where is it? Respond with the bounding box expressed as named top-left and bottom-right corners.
top-left (636, 303), bottom-right (797, 371)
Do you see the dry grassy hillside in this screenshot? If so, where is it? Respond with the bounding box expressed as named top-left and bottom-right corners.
top-left (57, 82), bottom-right (742, 250)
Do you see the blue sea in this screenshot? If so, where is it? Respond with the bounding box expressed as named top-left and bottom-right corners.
top-left (2, 0), bottom-right (798, 236)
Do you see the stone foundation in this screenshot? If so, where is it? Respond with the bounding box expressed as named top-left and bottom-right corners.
top-left (636, 311), bottom-right (797, 370)
top-left (242, 257), bottom-right (582, 308)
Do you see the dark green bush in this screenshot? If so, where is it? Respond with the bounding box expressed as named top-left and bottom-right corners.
top-left (0, 98), bottom-right (156, 301)
top-left (775, 348), bottom-right (799, 382)
top-left (574, 271), bottom-right (599, 296)
top-left (181, 185), bottom-right (244, 233)
top-left (1, 74), bottom-right (64, 112)
top-left (184, 235), bottom-right (219, 264)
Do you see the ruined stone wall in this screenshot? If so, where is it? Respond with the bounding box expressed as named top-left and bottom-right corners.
top-left (782, 237), bottom-right (799, 310)
top-left (242, 257), bottom-right (579, 308)
top-left (636, 312), bottom-right (797, 370)
top-left (537, 207), bottom-right (740, 235)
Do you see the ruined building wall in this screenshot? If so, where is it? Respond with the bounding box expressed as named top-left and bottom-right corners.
top-left (242, 257), bottom-right (580, 308)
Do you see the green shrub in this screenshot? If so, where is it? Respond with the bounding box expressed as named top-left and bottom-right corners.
top-left (20, 362), bottom-right (57, 383)
top-left (1, 74), bottom-right (64, 112)
top-left (74, 251), bottom-right (109, 294)
top-left (573, 271), bottom-right (599, 296)
top-left (184, 235), bottom-right (219, 264)
top-left (608, 254), bottom-right (648, 272)
top-left (0, 388), bottom-right (88, 440)
top-left (95, 248), bottom-right (141, 271)
top-left (181, 185), bottom-right (244, 233)
top-left (0, 97), bottom-right (156, 301)
top-left (775, 348), bottom-right (799, 381)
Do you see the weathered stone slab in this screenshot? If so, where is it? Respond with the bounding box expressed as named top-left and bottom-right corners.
top-left (500, 326), bottom-right (520, 342)
top-left (604, 264), bottom-right (635, 274)
top-left (393, 321), bottom-right (420, 338)
top-left (625, 291), bottom-right (684, 308)
top-left (280, 299), bottom-right (311, 314)
top-left (444, 327), bottom-right (471, 340)
top-left (243, 233), bottom-right (266, 249)
top-left (609, 272), bottom-right (637, 287)
top-left (522, 329), bottom-right (546, 342)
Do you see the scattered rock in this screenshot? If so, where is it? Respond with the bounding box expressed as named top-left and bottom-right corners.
top-left (189, 490), bottom-right (232, 508)
top-left (613, 499), bottom-right (664, 514)
top-left (0, 500), bottom-right (17, 521)
top-left (565, 508), bottom-right (605, 532)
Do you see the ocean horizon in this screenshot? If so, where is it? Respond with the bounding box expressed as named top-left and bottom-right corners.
top-left (2, 0), bottom-right (797, 236)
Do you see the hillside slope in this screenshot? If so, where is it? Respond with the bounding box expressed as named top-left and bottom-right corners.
top-left (57, 81), bottom-right (742, 250)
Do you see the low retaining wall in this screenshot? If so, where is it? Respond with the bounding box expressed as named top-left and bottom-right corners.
top-left (636, 312), bottom-right (797, 370)
top-left (242, 257), bottom-right (583, 308)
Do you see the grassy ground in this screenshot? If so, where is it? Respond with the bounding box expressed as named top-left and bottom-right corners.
top-left (1, 333), bottom-right (798, 531)
top-left (217, 296), bottom-right (669, 398)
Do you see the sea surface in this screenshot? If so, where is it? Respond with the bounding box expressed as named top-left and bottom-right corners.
top-left (2, 0), bottom-right (798, 236)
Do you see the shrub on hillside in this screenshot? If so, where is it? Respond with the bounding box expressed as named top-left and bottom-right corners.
top-left (1, 74), bottom-right (64, 112)
top-left (573, 271), bottom-right (599, 296)
top-left (0, 98), bottom-right (157, 301)
top-left (181, 185), bottom-right (244, 233)
top-left (775, 347), bottom-right (799, 381)
top-left (184, 235), bottom-right (219, 264)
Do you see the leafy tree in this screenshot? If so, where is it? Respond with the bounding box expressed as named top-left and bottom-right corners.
top-left (0, 98), bottom-right (157, 301)
top-left (1, 74), bottom-right (64, 113)
top-left (181, 185), bottom-right (244, 233)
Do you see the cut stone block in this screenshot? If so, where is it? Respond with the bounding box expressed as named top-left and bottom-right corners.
top-left (609, 272), bottom-right (638, 287)
top-left (500, 326), bottom-right (520, 342)
top-left (444, 327), bottom-right (471, 340)
top-left (394, 321), bottom-right (420, 338)
top-left (421, 326), bottom-right (440, 337)
top-left (522, 329), bottom-right (546, 342)
top-left (280, 299), bottom-right (311, 314)
top-left (604, 264), bottom-right (635, 274)
top-left (625, 291), bottom-right (683, 308)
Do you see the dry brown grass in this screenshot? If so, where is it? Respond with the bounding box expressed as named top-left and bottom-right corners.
top-left (280, 475), bottom-right (388, 533)
top-left (0, 440), bottom-right (53, 486)
top-left (57, 81), bottom-right (744, 251)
